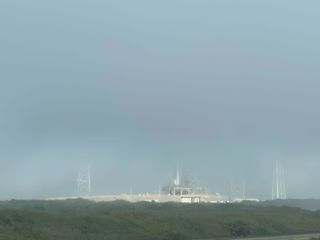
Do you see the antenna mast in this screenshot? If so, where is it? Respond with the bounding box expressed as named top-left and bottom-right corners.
top-left (272, 161), bottom-right (287, 200)
top-left (77, 166), bottom-right (91, 196)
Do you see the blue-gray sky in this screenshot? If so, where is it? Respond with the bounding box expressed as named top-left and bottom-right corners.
top-left (1, 0), bottom-right (320, 200)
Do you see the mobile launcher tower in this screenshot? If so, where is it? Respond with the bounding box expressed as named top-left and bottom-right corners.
top-left (161, 167), bottom-right (227, 203)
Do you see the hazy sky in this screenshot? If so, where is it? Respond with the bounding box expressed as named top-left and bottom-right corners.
top-left (1, 0), bottom-right (320, 200)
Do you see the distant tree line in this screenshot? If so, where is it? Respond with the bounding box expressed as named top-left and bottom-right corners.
top-left (0, 199), bottom-right (320, 240)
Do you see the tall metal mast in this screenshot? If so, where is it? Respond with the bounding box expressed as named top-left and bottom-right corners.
top-left (272, 161), bottom-right (287, 200)
top-left (77, 166), bottom-right (91, 196)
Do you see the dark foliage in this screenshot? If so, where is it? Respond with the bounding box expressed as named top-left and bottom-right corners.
top-left (0, 199), bottom-right (319, 239)
top-left (228, 220), bottom-right (251, 237)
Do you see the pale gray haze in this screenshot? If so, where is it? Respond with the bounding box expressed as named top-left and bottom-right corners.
top-left (1, 0), bottom-right (320, 200)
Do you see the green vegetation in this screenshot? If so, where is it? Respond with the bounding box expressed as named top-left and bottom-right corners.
top-left (0, 199), bottom-right (319, 239)
top-left (245, 199), bottom-right (320, 211)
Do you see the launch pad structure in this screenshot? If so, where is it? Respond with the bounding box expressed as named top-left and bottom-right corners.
top-left (49, 165), bottom-right (266, 203)
top-left (62, 166), bottom-right (228, 203)
top-left (47, 160), bottom-right (288, 203)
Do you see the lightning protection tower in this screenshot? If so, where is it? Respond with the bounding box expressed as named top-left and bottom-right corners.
top-left (173, 165), bottom-right (180, 186)
top-left (272, 161), bottom-right (287, 200)
top-left (77, 166), bottom-right (91, 196)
